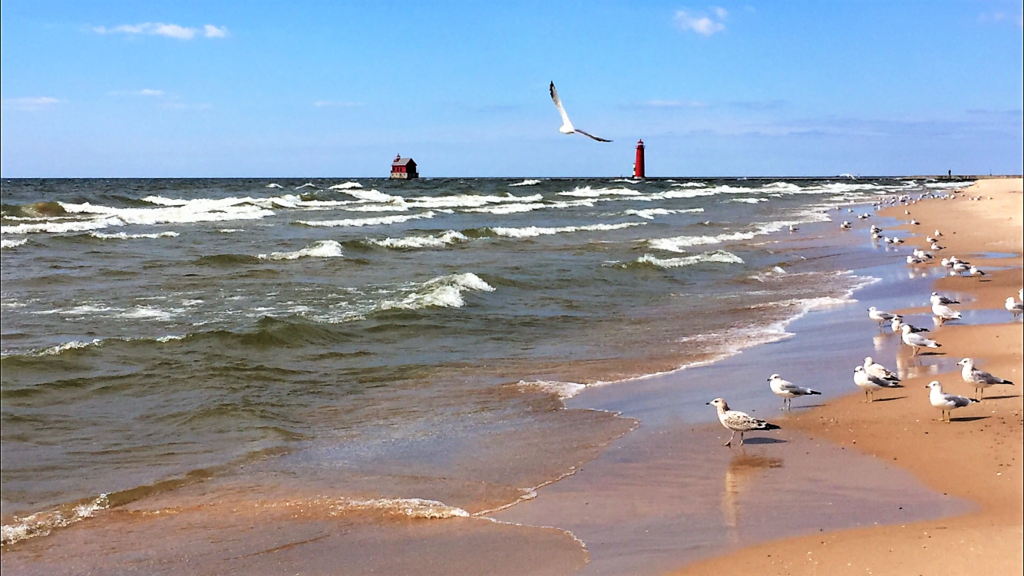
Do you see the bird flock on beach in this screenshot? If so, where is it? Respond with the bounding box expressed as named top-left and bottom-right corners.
top-left (709, 187), bottom-right (1021, 445)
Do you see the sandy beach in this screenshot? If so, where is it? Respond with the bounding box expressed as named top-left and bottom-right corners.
top-left (674, 177), bottom-right (1023, 576)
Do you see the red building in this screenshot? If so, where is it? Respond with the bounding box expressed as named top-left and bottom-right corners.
top-left (390, 155), bottom-right (419, 179)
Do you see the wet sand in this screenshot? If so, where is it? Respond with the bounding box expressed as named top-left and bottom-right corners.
top-left (673, 177), bottom-right (1023, 575)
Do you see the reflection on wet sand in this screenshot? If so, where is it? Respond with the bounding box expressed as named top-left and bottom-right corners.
top-left (721, 450), bottom-right (783, 532)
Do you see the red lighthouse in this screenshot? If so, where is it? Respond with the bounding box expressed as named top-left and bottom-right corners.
top-left (633, 139), bottom-right (645, 179)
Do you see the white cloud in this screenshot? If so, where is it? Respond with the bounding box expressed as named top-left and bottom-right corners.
top-left (2, 97), bottom-right (62, 111)
top-left (137, 89), bottom-right (165, 97)
top-left (93, 22), bottom-right (228, 40)
top-left (674, 7), bottom-right (727, 36)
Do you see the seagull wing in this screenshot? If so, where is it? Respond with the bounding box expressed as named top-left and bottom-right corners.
top-left (574, 128), bottom-right (612, 143)
top-left (549, 82), bottom-right (575, 133)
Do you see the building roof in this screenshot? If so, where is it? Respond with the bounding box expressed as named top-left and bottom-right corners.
top-left (392, 157), bottom-right (416, 167)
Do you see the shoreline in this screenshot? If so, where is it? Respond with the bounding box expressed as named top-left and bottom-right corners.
top-left (672, 178), bottom-right (1023, 575)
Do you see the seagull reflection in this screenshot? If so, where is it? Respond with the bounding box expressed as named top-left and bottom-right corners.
top-left (722, 451), bottom-right (783, 531)
top-left (872, 333), bottom-right (888, 352)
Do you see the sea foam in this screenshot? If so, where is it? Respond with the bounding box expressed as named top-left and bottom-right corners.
top-left (259, 240), bottom-right (345, 260)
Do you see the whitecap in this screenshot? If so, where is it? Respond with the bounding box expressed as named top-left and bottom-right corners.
top-left (509, 179), bottom-right (542, 187)
top-left (89, 231), bottom-right (180, 240)
top-left (259, 240), bottom-right (345, 260)
top-left (558, 186), bottom-right (641, 198)
top-left (635, 251), bottom-right (744, 268)
top-left (490, 222), bottom-right (643, 238)
top-left (368, 231), bottom-right (468, 249)
top-left (328, 181), bottom-right (364, 190)
top-left (297, 211), bottom-right (435, 228)
top-left (625, 208), bottom-right (704, 220)
top-left (381, 272), bottom-right (494, 310)
top-left (266, 183), bottom-right (284, 189)
top-left (1, 238), bottom-right (28, 248)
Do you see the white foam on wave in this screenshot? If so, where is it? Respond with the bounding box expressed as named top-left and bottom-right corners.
top-left (629, 271), bottom-right (881, 379)
top-left (1, 494), bottom-right (109, 546)
top-left (295, 182), bottom-right (320, 190)
top-left (118, 306), bottom-right (179, 321)
top-left (625, 208), bottom-right (704, 220)
top-left (558, 186), bottom-right (641, 198)
top-left (339, 189), bottom-right (401, 203)
top-left (368, 230), bottom-right (468, 249)
top-left (265, 183), bottom-right (284, 189)
top-left (272, 496), bottom-right (470, 520)
top-left (2, 218), bottom-right (123, 235)
top-left (297, 211), bottom-right (435, 228)
top-left (517, 380), bottom-right (587, 400)
top-left (647, 231), bottom-right (756, 252)
top-left (2, 238), bottom-right (28, 248)
top-left (406, 193), bottom-right (544, 210)
top-left (381, 272), bottom-right (494, 311)
top-left (509, 179), bottom-right (542, 187)
top-left (38, 339), bottom-right (105, 356)
top-left (259, 240), bottom-right (345, 260)
top-left (490, 222), bottom-right (643, 238)
top-left (61, 197), bottom-right (276, 226)
top-left (635, 251), bottom-right (744, 268)
top-left (463, 203), bottom-right (547, 215)
top-left (729, 197), bottom-right (769, 204)
top-left (328, 181), bottom-right (364, 190)
top-left (89, 231), bottom-right (180, 240)
top-left (671, 182), bottom-right (707, 188)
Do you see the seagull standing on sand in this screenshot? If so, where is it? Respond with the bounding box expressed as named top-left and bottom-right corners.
top-left (767, 374), bottom-right (821, 410)
top-left (706, 398), bottom-right (780, 447)
top-left (926, 381), bottom-right (977, 422)
top-left (958, 358), bottom-right (1014, 400)
top-left (864, 357), bottom-right (900, 382)
top-left (901, 324), bottom-right (941, 355)
top-left (549, 82), bottom-right (611, 142)
top-left (853, 365), bottom-right (901, 402)
top-left (931, 301), bottom-right (962, 324)
top-left (1006, 296), bottom-right (1023, 319)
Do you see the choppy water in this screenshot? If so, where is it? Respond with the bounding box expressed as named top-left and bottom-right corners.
top-left (1, 176), bottom-right (966, 549)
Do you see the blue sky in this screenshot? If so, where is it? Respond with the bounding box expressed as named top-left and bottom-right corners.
top-left (2, 1), bottom-right (1022, 177)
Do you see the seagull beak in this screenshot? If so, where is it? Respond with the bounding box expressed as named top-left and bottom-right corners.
top-left (705, 401), bottom-right (711, 406)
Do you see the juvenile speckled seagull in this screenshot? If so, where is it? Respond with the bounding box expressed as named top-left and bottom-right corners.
top-left (549, 82), bottom-right (611, 142)
top-left (767, 374), bottom-right (821, 410)
top-left (958, 358), bottom-right (1014, 400)
top-left (706, 398), bottom-right (781, 447)
top-left (926, 381), bottom-right (977, 422)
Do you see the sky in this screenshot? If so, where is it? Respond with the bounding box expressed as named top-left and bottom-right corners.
top-left (2, 1), bottom-right (1022, 178)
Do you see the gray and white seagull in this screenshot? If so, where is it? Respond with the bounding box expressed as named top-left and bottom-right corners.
top-left (958, 357), bottom-right (1014, 400)
top-left (767, 374), bottom-right (821, 410)
top-left (549, 82), bottom-right (611, 142)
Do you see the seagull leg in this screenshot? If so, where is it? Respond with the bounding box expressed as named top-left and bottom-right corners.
top-left (725, 431), bottom-right (735, 447)
top-left (738, 432), bottom-right (745, 446)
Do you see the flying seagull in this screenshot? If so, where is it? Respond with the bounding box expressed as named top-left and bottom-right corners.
top-left (549, 82), bottom-right (611, 142)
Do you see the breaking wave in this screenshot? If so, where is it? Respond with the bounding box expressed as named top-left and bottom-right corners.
top-left (258, 240), bottom-right (345, 260)
top-left (380, 273), bottom-right (494, 310)
top-left (488, 222), bottom-right (643, 238)
top-left (631, 251), bottom-right (745, 269)
top-left (296, 212), bottom-right (435, 228)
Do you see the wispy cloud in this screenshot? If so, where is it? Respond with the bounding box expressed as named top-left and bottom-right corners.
top-left (2, 97), bottom-right (62, 111)
top-left (674, 7), bottom-right (728, 36)
top-left (92, 23), bottom-right (228, 40)
top-left (314, 101), bottom-right (363, 108)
